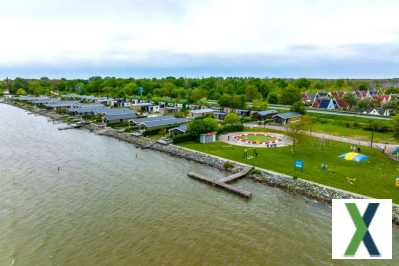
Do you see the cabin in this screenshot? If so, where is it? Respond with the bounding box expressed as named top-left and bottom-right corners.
top-left (130, 116), bottom-right (189, 131)
top-left (68, 104), bottom-right (108, 115)
top-left (213, 112), bottom-right (227, 121)
top-left (131, 102), bottom-right (160, 113)
top-left (102, 108), bottom-right (136, 124)
top-left (168, 124), bottom-right (188, 136)
top-left (253, 110), bottom-right (278, 120)
top-left (272, 112), bottom-right (302, 125)
top-left (190, 108), bottom-right (215, 118)
top-left (44, 101), bottom-right (80, 111)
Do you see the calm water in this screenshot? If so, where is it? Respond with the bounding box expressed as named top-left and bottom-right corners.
top-left (0, 103), bottom-right (398, 266)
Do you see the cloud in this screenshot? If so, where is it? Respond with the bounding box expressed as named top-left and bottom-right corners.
top-left (0, 0), bottom-right (399, 78)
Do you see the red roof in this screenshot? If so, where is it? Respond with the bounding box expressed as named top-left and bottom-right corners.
top-left (372, 95), bottom-right (389, 104)
top-left (312, 99), bottom-right (320, 108)
top-left (335, 98), bottom-right (348, 109)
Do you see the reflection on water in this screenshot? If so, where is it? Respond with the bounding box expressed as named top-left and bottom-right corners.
top-left (0, 103), bottom-right (398, 266)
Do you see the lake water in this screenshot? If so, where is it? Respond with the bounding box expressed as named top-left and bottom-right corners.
top-left (0, 103), bottom-right (398, 266)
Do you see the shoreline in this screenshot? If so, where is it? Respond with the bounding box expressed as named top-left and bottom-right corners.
top-left (4, 101), bottom-right (399, 224)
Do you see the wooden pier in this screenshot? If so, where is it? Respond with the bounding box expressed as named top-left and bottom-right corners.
top-left (219, 167), bottom-right (253, 183)
top-left (187, 166), bottom-right (254, 198)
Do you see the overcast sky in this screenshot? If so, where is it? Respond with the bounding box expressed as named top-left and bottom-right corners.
top-left (1, 0), bottom-right (399, 78)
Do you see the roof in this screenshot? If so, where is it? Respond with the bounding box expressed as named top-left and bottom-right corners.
top-left (168, 124), bottom-right (188, 133)
top-left (140, 117), bottom-right (189, 129)
top-left (131, 115), bottom-right (188, 129)
top-left (105, 113), bottom-right (136, 121)
top-left (191, 108), bottom-right (215, 114)
top-left (255, 110), bottom-right (278, 116)
top-left (273, 112), bottom-right (302, 120)
top-left (69, 104), bottom-right (109, 114)
top-left (101, 108), bottom-right (134, 116)
top-left (45, 101), bottom-right (79, 108)
top-left (319, 98), bottom-right (332, 109)
top-left (335, 98), bottom-right (348, 108)
top-left (131, 115), bottom-right (175, 124)
top-left (132, 102), bottom-right (153, 107)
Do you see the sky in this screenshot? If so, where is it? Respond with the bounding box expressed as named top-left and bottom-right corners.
top-left (1, 0), bottom-right (399, 79)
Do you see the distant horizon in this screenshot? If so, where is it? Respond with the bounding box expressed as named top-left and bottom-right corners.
top-left (2, 73), bottom-right (399, 80)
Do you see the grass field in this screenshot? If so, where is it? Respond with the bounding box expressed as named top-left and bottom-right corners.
top-left (310, 123), bottom-right (396, 144)
top-left (179, 135), bottom-right (399, 203)
top-left (306, 113), bottom-right (396, 144)
top-left (240, 134), bottom-right (276, 142)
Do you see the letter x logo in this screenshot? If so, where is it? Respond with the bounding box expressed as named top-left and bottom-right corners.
top-left (345, 203), bottom-right (380, 257)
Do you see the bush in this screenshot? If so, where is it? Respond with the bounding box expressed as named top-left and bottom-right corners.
top-left (187, 117), bottom-right (219, 136)
top-left (290, 101), bottom-right (306, 114)
top-left (143, 128), bottom-right (162, 136)
top-left (172, 134), bottom-right (196, 143)
top-left (223, 161), bottom-right (234, 170)
top-left (218, 123), bottom-right (244, 134)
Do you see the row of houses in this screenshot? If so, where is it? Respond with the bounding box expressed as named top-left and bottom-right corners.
top-left (302, 89), bottom-right (398, 116)
top-left (17, 96), bottom-right (136, 124)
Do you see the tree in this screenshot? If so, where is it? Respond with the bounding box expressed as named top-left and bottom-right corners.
top-left (191, 88), bottom-right (208, 102)
top-left (224, 112), bottom-right (241, 125)
top-left (252, 99), bottom-right (268, 111)
top-left (394, 115), bottom-right (399, 140)
top-left (357, 98), bottom-right (376, 110)
top-left (267, 92), bottom-right (278, 104)
top-left (335, 79), bottom-right (345, 89)
top-left (16, 88), bottom-right (27, 95)
top-left (295, 78), bottom-right (310, 90)
top-left (187, 117), bottom-right (219, 136)
top-left (343, 93), bottom-right (357, 109)
top-left (279, 85), bottom-right (301, 105)
top-left (290, 101), bottom-right (306, 114)
top-left (368, 120), bottom-right (380, 148)
top-left (286, 117), bottom-right (310, 153)
top-left (245, 85), bottom-right (261, 101)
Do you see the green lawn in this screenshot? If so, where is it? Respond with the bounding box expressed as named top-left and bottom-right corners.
top-left (306, 113), bottom-right (396, 144)
top-left (179, 136), bottom-right (399, 203)
top-left (310, 123), bottom-right (397, 144)
top-left (240, 134), bottom-right (276, 142)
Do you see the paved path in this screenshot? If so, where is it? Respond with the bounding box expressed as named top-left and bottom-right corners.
top-left (268, 104), bottom-right (392, 120)
top-left (245, 123), bottom-right (399, 152)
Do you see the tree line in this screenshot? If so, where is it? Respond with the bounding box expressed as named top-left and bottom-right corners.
top-left (2, 77), bottom-right (399, 109)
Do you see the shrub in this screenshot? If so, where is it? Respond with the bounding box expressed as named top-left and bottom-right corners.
top-left (172, 134), bottom-right (196, 143)
top-left (223, 161), bottom-right (234, 170)
top-left (218, 124), bottom-right (244, 134)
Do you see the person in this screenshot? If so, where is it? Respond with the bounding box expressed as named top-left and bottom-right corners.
top-left (254, 149), bottom-right (258, 157)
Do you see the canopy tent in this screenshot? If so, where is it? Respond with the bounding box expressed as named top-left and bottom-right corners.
top-left (339, 152), bottom-right (368, 162)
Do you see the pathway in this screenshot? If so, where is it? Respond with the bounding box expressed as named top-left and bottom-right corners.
top-left (245, 123), bottom-right (398, 152)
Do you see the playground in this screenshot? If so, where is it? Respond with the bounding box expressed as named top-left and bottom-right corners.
top-left (220, 132), bottom-right (292, 148)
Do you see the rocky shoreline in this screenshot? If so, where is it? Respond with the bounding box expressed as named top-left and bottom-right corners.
top-left (5, 101), bottom-right (399, 224)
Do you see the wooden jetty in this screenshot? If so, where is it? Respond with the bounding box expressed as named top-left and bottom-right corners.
top-left (187, 166), bottom-right (254, 198)
top-left (219, 166), bottom-right (254, 183)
